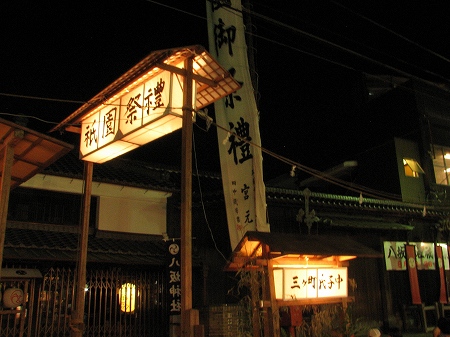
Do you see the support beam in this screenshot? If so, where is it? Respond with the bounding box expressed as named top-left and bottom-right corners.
top-left (0, 129), bottom-right (24, 278)
top-left (70, 161), bottom-right (93, 336)
top-left (157, 62), bottom-right (217, 87)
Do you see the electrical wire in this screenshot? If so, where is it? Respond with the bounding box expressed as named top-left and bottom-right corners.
top-left (331, 0), bottom-right (450, 65)
top-left (3, 1), bottom-right (448, 204)
top-left (197, 112), bottom-right (406, 203)
top-left (144, 0), bottom-right (450, 95)
top-left (0, 92), bottom-right (86, 104)
top-left (0, 112), bottom-right (60, 125)
top-left (0, 101), bottom-right (434, 203)
top-left (240, 5), bottom-right (450, 90)
top-left (192, 129), bottom-right (230, 263)
top-left (145, 0), bottom-right (206, 20)
top-left (248, 1), bottom-right (450, 85)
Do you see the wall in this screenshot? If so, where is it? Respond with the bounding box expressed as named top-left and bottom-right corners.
top-left (98, 195), bottom-right (166, 234)
top-left (21, 173), bottom-right (171, 235)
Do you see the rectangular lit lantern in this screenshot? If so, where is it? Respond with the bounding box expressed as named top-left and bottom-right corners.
top-left (274, 267), bottom-right (347, 301)
top-left (79, 63), bottom-right (195, 163)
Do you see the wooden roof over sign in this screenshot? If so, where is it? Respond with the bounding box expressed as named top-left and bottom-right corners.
top-left (226, 231), bottom-right (383, 271)
top-left (0, 118), bottom-right (73, 189)
top-left (50, 45), bottom-right (241, 133)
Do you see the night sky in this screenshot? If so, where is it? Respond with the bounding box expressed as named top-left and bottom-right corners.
top-left (2, 0), bottom-right (450, 180)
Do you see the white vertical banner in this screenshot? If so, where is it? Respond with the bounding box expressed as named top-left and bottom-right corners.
top-left (206, 0), bottom-right (270, 250)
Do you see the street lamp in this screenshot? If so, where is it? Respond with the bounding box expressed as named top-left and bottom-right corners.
top-left (52, 45), bottom-right (241, 337)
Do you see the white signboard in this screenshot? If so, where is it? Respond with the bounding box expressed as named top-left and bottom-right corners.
top-left (274, 267), bottom-right (348, 301)
top-left (383, 241), bottom-right (443, 270)
top-left (80, 67), bottom-right (188, 163)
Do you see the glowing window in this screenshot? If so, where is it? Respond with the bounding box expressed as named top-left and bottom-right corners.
top-left (403, 158), bottom-right (424, 178)
top-left (433, 146), bottom-right (450, 185)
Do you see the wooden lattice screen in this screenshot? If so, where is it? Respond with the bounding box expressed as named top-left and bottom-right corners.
top-left (1, 266), bottom-right (168, 337)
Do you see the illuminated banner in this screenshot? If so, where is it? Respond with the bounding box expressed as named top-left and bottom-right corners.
top-left (384, 241), bottom-right (437, 270)
top-left (207, 0), bottom-right (270, 250)
top-left (273, 268), bottom-right (348, 301)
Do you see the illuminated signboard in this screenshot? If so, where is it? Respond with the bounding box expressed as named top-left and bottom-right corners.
top-left (71, 46), bottom-right (241, 164)
top-left (274, 267), bottom-right (348, 301)
top-left (80, 65), bottom-right (192, 163)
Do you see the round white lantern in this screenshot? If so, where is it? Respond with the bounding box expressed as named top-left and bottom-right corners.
top-left (3, 288), bottom-right (24, 308)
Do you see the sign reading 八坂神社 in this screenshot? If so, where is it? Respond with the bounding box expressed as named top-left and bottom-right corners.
top-left (273, 267), bottom-right (348, 301)
top-left (383, 241), bottom-right (450, 271)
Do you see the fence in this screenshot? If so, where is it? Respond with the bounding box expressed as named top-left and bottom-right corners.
top-left (1, 266), bottom-right (169, 337)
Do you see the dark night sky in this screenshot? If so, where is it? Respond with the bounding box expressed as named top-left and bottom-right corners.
top-left (2, 0), bottom-right (450, 180)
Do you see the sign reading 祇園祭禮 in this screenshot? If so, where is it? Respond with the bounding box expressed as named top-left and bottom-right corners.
top-left (80, 68), bottom-right (188, 163)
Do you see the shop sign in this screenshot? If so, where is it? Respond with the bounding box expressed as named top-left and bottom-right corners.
top-left (383, 241), bottom-right (448, 271)
top-left (273, 267), bottom-right (347, 301)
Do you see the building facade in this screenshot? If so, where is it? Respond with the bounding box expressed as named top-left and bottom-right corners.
top-left (2, 79), bottom-right (450, 336)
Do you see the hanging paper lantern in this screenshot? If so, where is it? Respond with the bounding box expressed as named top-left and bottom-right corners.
top-left (3, 288), bottom-right (24, 308)
top-left (119, 283), bottom-right (136, 313)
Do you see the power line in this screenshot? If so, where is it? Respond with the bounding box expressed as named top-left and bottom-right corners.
top-left (2, 0), bottom-right (448, 204)
top-left (241, 4), bottom-right (450, 89)
top-left (0, 92), bottom-right (85, 104)
top-left (331, 0), bottom-right (450, 65)
top-left (145, 0), bottom-right (450, 89)
top-left (198, 112), bottom-right (405, 203)
top-left (145, 0), bottom-right (206, 20)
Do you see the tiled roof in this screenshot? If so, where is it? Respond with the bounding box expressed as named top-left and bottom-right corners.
top-left (3, 224), bottom-right (168, 265)
top-left (42, 149), bottom-right (450, 218)
top-left (42, 148), bottom-right (223, 197)
top-left (267, 187), bottom-right (450, 220)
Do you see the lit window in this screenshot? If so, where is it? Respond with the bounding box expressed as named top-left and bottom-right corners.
top-left (403, 158), bottom-right (424, 178)
top-left (433, 146), bottom-right (450, 185)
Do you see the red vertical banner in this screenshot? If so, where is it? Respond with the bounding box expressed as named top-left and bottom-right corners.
top-left (405, 244), bottom-right (422, 304)
top-left (436, 245), bottom-right (448, 303)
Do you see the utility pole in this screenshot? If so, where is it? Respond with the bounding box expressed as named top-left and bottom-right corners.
top-left (180, 55), bottom-right (198, 337)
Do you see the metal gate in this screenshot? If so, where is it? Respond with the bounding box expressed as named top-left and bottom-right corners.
top-left (0, 268), bottom-right (42, 337)
top-left (35, 267), bottom-right (168, 337)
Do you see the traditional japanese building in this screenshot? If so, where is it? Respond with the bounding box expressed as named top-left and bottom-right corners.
top-left (2, 78), bottom-right (450, 337)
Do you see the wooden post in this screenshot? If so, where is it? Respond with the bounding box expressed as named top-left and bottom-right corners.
top-left (251, 270), bottom-right (262, 337)
top-left (181, 56), bottom-right (196, 337)
top-left (70, 161), bottom-right (93, 336)
top-left (0, 129), bottom-right (24, 279)
top-left (267, 260), bottom-right (280, 337)
top-left (261, 244), bottom-right (280, 337)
